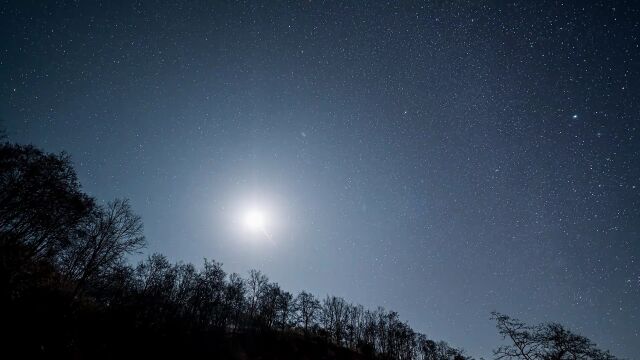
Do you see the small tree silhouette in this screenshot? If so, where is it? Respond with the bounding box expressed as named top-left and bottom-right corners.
top-left (491, 312), bottom-right (616, 360)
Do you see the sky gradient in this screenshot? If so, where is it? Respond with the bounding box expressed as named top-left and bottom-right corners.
top-left (2, 1), bottom-right (639, 358)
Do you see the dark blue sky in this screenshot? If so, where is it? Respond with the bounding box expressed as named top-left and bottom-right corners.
top-left (2, 1), bottom-right (639, 358)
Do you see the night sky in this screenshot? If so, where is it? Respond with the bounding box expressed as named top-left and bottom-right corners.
top-left (2, 1), bottom-right (639, 358)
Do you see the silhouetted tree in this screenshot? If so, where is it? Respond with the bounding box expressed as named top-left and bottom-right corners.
top-left (275, 289), bottom-right (294, 331)
top-left (414, 337), bottom-right (470, 360)
top-left (247, 269), bottom-right (268, 321)
top-left (193, 259), bottom-right (226, 328)
top-left (322, 295), bottom-right (349, 345)
top-left (0, 144), bottom-right (97, 319)
top-left (361, 308), bottom-right (379, 353)
top-left (345, 304), bottom-right (364, 349)
top-left (0, 144), bottom-right (94, 263)
top-left (295, 291), bottom-right (321, 335)
top-left (61, 199), bottom-right (145, 300)
top-left (174, 262), bottom-right (198, 321)
top-left (225, 272), bottom-right (246, 332)
top-left (131, 254), bottom-right (178, 327)
top-left (258, 282), bottom-right (283, 329)
top-left (492, 312), bottom-right (616, 360)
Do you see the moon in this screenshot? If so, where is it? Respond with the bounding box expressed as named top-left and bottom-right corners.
top-left (230, 193), bottom-right (283, 244)
top-left (244, 208), bottom-right (266, 231)
top-left (242, 206), bottom-right (271, 240)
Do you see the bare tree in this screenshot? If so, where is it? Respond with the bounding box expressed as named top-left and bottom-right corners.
top-left (361, 308), bottom-right (380, 354)
top-left (345, 303), bottom-right (364, 349)
top-left (134, 253), bottom-right (176, 299)
top-left (131, 254), bottom-right (178, 326)
top-left (492, 312), bottom-right (616, 360)
top-left (174, 262), bottom-right (198, 319)
top-left (258, 282), bottom-right (282, 329)
top-left (322, 295), bottom-right (349, 345)
top-left (295, 291), bottom-right (321, 335)
top-left (0, 144), bottom-right (94, 262)
top-left (225, 273), bottom-right (246, 332)
top-left (193, 259), bottom-right (226, 328)
top-left (247, 269), bottom-right (268, 320)
top-left (275, 290), bottom-right (294, 331)
top-left (61, 199), bottom-right (145, 299)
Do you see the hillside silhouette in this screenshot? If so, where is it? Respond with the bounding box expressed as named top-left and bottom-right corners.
top-left (0, 141), bottom-right (617, 360)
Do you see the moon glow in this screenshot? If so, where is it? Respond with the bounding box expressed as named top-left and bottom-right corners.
top-left (241, 206), bottom-right (272, 240)
top-left (244, 208), bottom-right (266, 232)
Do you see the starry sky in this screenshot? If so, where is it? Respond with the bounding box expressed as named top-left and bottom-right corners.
top-left (1, 1), bottom-right (639, 358)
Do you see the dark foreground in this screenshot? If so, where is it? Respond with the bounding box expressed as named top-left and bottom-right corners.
top-left (2, 274), bottom-right (369, 359)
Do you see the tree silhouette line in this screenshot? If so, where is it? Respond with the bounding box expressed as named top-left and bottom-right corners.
top-left (0, 141), bottom-right (618, 359)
